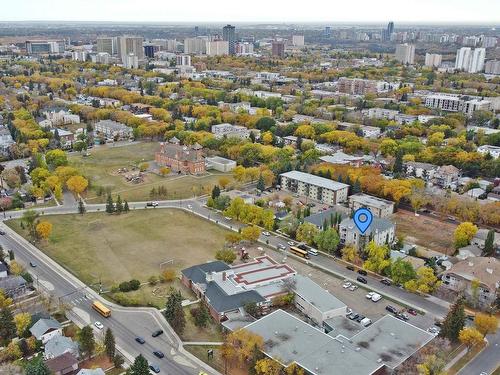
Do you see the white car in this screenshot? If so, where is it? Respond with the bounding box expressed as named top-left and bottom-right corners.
top-left (287, 241), bottom-right (295, 246)
top-left (342, 282), bottom-right (352, 289)
top-left (371, 293), bottom-right (382, 302)
top-left (349, 285), bottom-right (358, 291)
top-left (187, 204), bottom-right (192, 209)
top-left (365, 292), bottom-right (375, 299)
top-left (346, 308), bottom-right (352, 315)
top-left (94, 321), bottom-right (104, 330)
top-left (278, 244), bottom-right (287, 250)
top-left (262, 231), bottom-right (271, 236)
top-left (224, 216), bottom-right (232, 221)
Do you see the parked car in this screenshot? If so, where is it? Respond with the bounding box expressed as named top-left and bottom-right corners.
top-left (371, 293), bottom-right (382, 302)
top-left (346, 265), bottom-right (355, 271)
top-left (149, 364), bottom-right (160, 373)
top-left (365, 292), bottom-right (375, 299)
top-left (396, 313), bottom-right (409, 321)
top-left (357, 269), bottom-right (367, 276)
top-left (278, 244), bottom-right (287, 250)
top-left (135, 337), bottom-right (145, 344)
top-left (262, 231), bottom-right (270, 236)
top-left (342, 282), bottom-right (352, 288)
top-left (349, 285), bottom-right (358, 291)
top-left (153, 351), bottom-right (165, 359)
top-left (346, 308), bottom-right (352, 315)
top-left (380, 279), bottom-right (391, 286)
top-left (357, 276), bottom-right (368, 284)
top-left (152, 329), bottom-right (164, 337)
top-left (348, 313), bottom-right (359, 321)
top-left (355, 315), bottom-right (365, 323)
top-left (146, 201), bottom-right (159, 207)
top-left (385, 305), bottom-right (397, 314)
top-left (428, 327), bottom-right (440, 335)
top-left (287, 241), bottom-right (295, 246)
top-left (408, 308), bottom-right (417, 316)
top-left (0, 230), bottom-right (6, 235)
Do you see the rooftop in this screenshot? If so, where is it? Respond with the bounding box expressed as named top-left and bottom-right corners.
top-left (304, 207), bottom-right (348, 228)
top-left (349, 193), bottom-right (394, 209)
top-left (293, 275), bottom-right (346, 313)
top-left (443, 257), bottom-right (500, 291)
top-left (280, 170), bottom-right (350, 191)
top-left (340, 216), bottom-right (395, 235)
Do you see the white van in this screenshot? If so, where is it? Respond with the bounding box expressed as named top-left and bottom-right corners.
top-left (307, 248), bottom-right (319, 256)
top-left (360, 318), bottom-right (372, 327)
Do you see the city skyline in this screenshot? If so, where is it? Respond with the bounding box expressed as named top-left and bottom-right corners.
top-left (2, 0), bottom-right (500, 24)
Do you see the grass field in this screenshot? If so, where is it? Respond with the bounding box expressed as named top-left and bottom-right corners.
top-left (395, 210), bottom-right (456, 254)
top-left (69, 142), bottom-right (232, 202)
top-left (6, 209), bottom-right (229, 289)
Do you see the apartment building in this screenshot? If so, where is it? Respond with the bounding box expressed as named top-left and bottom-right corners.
top-left (339, 216), bottom-right (396, 250)
top-left (211, 123), bottom-right (250, 139)
top-left (349, 193), bottom-right (395, 218)
top-left (279, 171), bottom-right (350, 205)
top-left (424, 53), bottom-right (442, 68)
top-left (395, 43), bottom-right (415, 64)
top-left (337, 77), bottom-right (378, 95)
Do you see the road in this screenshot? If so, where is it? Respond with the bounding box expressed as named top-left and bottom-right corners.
top-left (0, 220), bottom-right (217, 375)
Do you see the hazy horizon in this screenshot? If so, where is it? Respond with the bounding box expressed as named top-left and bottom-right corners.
top-left (2, 0), bottom-right (499, 24)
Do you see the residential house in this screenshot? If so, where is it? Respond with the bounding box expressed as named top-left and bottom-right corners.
top-left (280, 171), bottom-right (350, 205)
top-left (339, 216), bottom-right (396, 250)
top-left (404, 162), bottom-right (437, 180)
top-left (50, 128), bottom-right (75, 149)
top-left (0, 275), bottom-right (28, 297)
top-left (320, 152), bottom-right (369, 167)
top-left (94, 120), bottom-right (133, 140)
top-left (434, 165), bottom-right (461, 189)
top-left (155, 137), bottom-right (205, 175)
top-left (457, 244), bottom-right (483, 260)
top-left (441, 257), bottom-right (500, 305)
top-left (0, 261), bottom-right (8, 278)
top-left (30, 318), bottom-right (63, 344)
top-left (467, 187), bottom-right (486, 199)
top-left (471, 229), bottom-right (500, 250)
top-left (477, 145), bottom-right (500, 159)
top-left (0, 126), bottom-right (15, 156)
top-left (45, 353), bottom-right (79, 375)
top-left (44, 335), bottom-right (79, 359)
top-left (349, 193), bottom-right (395, 218)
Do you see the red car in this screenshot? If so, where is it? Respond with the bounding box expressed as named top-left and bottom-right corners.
top-left (408, 308), bottom-right (417, 316)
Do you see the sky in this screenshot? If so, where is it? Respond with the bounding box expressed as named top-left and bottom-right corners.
top-left (2, 0), bottom-right (499, 24)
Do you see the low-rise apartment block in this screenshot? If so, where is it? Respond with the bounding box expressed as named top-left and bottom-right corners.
top-left (280, 171), bottom-right (350, 205)
top-left (339, 216), bottom-right (396, 249)
top-left (349, 193), bottom-right (395, 218)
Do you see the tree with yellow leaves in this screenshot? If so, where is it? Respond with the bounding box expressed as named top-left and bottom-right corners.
top-left (363, 241), bottom-right (391, 275)
top-left (9, 260), bottom-right (24, 275)
top-left (159, 167), bottom-right (171, 176)
top-left (255, 358), bottom-right (282, 375)
top-left (220, 329), bottom-right (264, 366)
top-left (459, 327), bottom-right (484, 351)
top-left (474, 313), bottom-right (498, 338)
top-left (0, 289), bottom-right (13, 308)
top-left (453, 222), bottom-right (478, 249)
top-left (14, 312), bottom-right (31, 336)
top-left (241, 226), bottom-right (261, 243)
top-left (36, 221), bottom-right (53, 240)
top-left (66, 175), bottom-right (89, 196)
top-left (218, 176), bottom-right (230, 189)
top-left (342, 245), bottom-right (362, 265)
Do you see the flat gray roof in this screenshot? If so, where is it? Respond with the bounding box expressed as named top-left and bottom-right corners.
top-left (293, 275), bottom-right (346, 313)
top-left (350, 315), bottom-right (434, 369)
top-left (349, 193), bottom-right (394, 209)
top-left (244, 310), bottom-right (383, 375)
top-left (280, 170), bottom-right (349, 191)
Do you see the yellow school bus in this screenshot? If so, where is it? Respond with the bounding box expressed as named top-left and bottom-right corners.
top-left (92, 301), bottom-right (111, 317)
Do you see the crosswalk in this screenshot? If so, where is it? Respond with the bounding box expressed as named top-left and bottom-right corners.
top-left (68, 294), bottom-right (90, 306)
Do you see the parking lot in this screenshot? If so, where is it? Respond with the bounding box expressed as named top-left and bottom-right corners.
top-left (246, 245), bottom-right (437, 333)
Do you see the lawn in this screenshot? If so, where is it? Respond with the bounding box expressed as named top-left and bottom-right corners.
top-left (69, 141), bottom-right (232, 202)
top-left (6, 209), bottom-right (229, 290)
top-left (394, 210), bottom-right (456, 254)
top-left (181, 304), bottom-right (224, 342)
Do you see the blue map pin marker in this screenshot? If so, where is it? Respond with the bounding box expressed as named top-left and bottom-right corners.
top-left (353, 208), bottom-right (373, 234)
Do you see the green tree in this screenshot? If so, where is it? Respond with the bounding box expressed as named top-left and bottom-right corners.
top-left (106, 194), bottom-right (114, 214)
top-left (115, 195), bottom-right (123, 214)
top-left (215, 248), bottom-right (237, 264)
top-left (21, 209), bottom-right (40, 238)
top-left (439, 296), bottom-right (466, 342)
top-left (390, 259), bottom-right (417, 286)
top-left (78, 199), bottom-right (86, 215)
top-left (192, 303), bottom-right (210, 328)
top-left (78, 325), bottom-right (96, 359)
top-left (128, 354), bottom-right (150, 375)
top-left (483, 230), bottom-right (495, 256)
top-left (256, 174), bottom-right (265, 192)
top-left (104, 328), bottom-right (116, 360)
top-left (25, 357), bottom-right (51, 375)
top-left (124, 201), bottom-right (130, 212)
top-left (296, 222), bottom-right (319, 245)
top-left (211, 185), bottom-right (221, 199)
top-left (314, 228), bottom-right (340, 253)
top-left (393, 150), bottom-right (403, 175)
top-left (164, 289), bottom-right (186, 335)
top-left (0, 307), bottom-right (16, 344)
